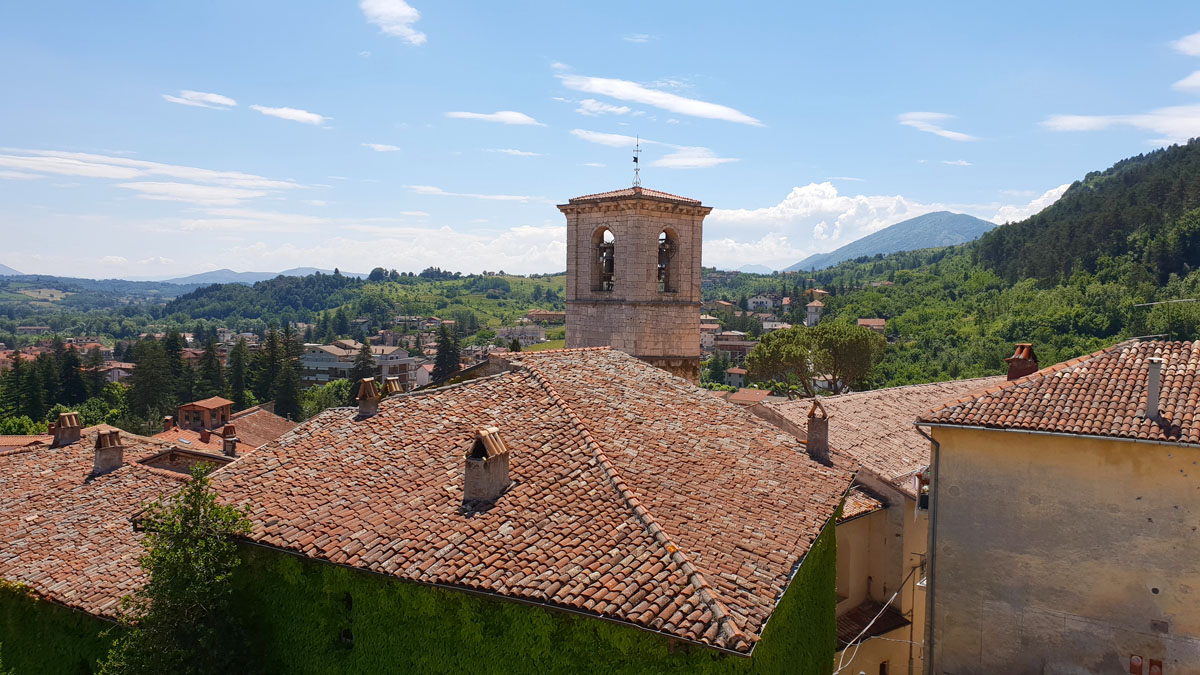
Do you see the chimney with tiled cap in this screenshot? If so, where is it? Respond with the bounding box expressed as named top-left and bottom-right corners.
top-left (381, 376), bottom-right (403, 396)
top-left (1006, 342), bottom-right (1039, 381)
top-left (805, 399), bottom-right (831, 463)
top-left (163, 416), bottom-right (174, 431)
top-left (221, 424), bottom-right (239, 457)
top-left (463, 426), bottom-right (512, 504)
top-left (1145, 357), bottom-right (1165, 420)
top-left (93, 429), bottom-right (123, 475)
top-left (52, 411), bottom-right (82, 448)
top-left (199, 428), bottom-right (211, 444)
top-left (357, 378), bottom-right (381, 417)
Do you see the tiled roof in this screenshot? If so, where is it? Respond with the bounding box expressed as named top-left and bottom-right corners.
top-left (727, 388), bottom-right (770, 405)
top-left (856, 318), bottom-right (885, 328)
top-left (836, 601), bottom-right (910, 647)
top-left (920, 340), bottom-right (1200, 445)
top-left (806, 300), bottom-right (824, 308)
top-left (211, 348), bottom-right (851, 653)
top-left (767, 376), bottom-right (1005, 498)
top-left (0, 434), bottom-right (51, 449)
top-left (183, 396), bottom-right (234, 409)
top-left (152, 428), bottom-right (250, 454)
top-left (228, 406), bottom-right (297, 448)
top-left (565, 186), bottom-right (702, 206)
top-left (0, 428), bottom-right (190, 618)
top-left (838, 486), bottom-right (885, 522)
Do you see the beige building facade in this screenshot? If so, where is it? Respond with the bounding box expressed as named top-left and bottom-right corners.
top-left (559, 186), bottom-right (710, 381)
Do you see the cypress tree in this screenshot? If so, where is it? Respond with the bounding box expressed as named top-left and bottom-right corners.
top-left (431, 324), bottom-right (461, 383)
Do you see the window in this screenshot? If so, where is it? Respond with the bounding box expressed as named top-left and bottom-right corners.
top-left (592, 228), bottom-right (615, 292)
top-left (658, 229), bottom-right (678, 293)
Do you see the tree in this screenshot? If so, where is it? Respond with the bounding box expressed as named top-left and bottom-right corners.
top-left (367, 266), bottom-right (388, 282)
top-left (58, 347), bottom-right (88, 405)
top-left (809, 322), bottom-right (886, 394)
top-left (251, 328), bottom-right (282, 403)
top-left (347, 343), bottom-right (376, 401)
top-left (98, 464), bottom-right (251, 675)
top-left (84, 347), bottom-right (107, 397)
top-left (272, 361), bottom-right (302, 422)
top-left (508, 338), bottom-right (522, 352)
top-left (194, 338), bottom-right (226, 400)
top-left (228, 338), bottom-right (249, 410)
top-left (431, 324), bottom-right (461, 383)
top-left (745, 327), bottom-right (819, 398)
top-left (705, 350), bottom-right (730, 384)
top-left (128, 340), bottom-right (175, 418)
top-left (300, 379), bottom-right (352, 421)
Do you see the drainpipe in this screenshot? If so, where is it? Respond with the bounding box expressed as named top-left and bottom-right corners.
top-left (913, 423), bottom-right (939, 675)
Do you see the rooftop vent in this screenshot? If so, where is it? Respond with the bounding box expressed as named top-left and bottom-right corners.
top-left (463, 426), bottom-right (512, 505)
top-left (93, 429), bottom-right (124, 475)
top-left (806, 399), bottom-right (831, 464)
top-left (221, 424), bottom-right (239, 457)
top-left (1146, 357), bottom-right (1165, 420)
top-left (52, 411), bottom-right (82, 448)
top-left (357, 378), bottom-right (381, 417)
top-left (382, 376), bottom-right (403, 396)
top-left (1006, 342), bottom-right (1039, 381)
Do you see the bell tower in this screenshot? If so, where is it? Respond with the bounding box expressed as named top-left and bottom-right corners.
top-left (558, 186), bottom-right (711, 382)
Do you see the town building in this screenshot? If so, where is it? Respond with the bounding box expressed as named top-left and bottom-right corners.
top-left (856, 318), bottom-right (886, 334)
top-left (700, 322), bottom-right (721, 349)
top-left (14, 325), bottom-right (50, 335)
top-left (917, 339), bottom-right (1200, 672)
top-left (560, 186), bottom-right (709, 381)
top-left (156, 398), bottom-right (297, 452)
top-left (496, 325), bottom-right (546, 347)
top-left (96, 360), bottom-right (135, 383)
top-left (725, 366), bottom-right (747, 388)
top-left (748, 294), bottom-right (779, 310)
top-left (761, 320), bottom-right (792, 333)
top-left (525, 309), bottom-right (566, 324)
top-left (806, 300), bottom-right (824, 327)
top-left (300, 339), bottom-right (418, 389)
top-left (714, 331), bottom-right (758, 364)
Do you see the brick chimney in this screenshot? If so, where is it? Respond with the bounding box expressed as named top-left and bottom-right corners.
top-left (199, 428), bottom-right (211, 444)
top-left (221, 424), bottom-right (239, 457)
top-left (52, 411), bottom-right (82, 448)
top-left (1006, 343), bottom-right (1039, 381)
top-left (93, 430), bottom-right (123, 475)
top-left (357, 378), bottom-right (381, 417)
top-left (382, 376), bottom-right (403, 396)
top-left (463, 427), bottom-right (512, 505)
top-left (1145, 357), bottom-right (1165, 420)
top-left (806, 399), bottom-right (831, 463)
top-left (163, 416), bottom-right (174, 431)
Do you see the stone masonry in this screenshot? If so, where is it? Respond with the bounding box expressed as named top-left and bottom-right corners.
top-left (558, 187), bottom-right (711, 382)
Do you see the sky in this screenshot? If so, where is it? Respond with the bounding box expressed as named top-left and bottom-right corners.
top-left (3, 1), bottom-right (1200, 279)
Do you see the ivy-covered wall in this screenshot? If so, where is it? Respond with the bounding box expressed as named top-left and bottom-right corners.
top-left (0, 583), bottom-right (113, 675)
top-left (229, 520), bottom-right (837, 675)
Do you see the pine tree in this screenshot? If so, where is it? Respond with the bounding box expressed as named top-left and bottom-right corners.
top-left (20, 361), bottom-right (46, 422)
top-left (129, 340), bottom-right (176, 418)
top-left (509, 338), bottom-right (522, 352)
top-left (195, 338), bottom-right (226, 400)
top-left (228, 338), bottom-right (249, 411)
top-left (272, 361), bottom-right (302, 422)
top-left (431, 324), bottom-right (461, 383)
top-left (347, 343), bottom-right (377, 402)
top-left (2, 353), bottom-right (26, 418)
top-left (84, 347), bottom-right (107, 397)
top-left (58, 346), bottom-right (88, 405)
top-left (251, 329), bottom-right (282, 403)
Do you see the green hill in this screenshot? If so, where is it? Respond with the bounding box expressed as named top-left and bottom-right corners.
top-left (785, 211), bottom-right (996, 272)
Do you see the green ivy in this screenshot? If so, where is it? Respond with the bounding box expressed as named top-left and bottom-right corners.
top-left (228, 522), bottom-right (836, 674)
top-left (0, 582), bottom-right (113, 675)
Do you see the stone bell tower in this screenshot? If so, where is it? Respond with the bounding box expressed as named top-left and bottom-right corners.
top-left (558, 186), bottom-right (711, 382)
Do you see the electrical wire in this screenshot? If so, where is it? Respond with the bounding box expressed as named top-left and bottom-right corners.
top-left (833, 565), bottom-right (919, 675)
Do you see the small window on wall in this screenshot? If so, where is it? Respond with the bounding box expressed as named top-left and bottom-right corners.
top-left (658, 229), bottom-right (678, 292)
top-left (593, 228), bottom-right (615, 292)
top-left (879, 662), bottom-right (889, 675)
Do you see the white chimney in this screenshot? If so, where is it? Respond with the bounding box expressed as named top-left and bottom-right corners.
top-left (1146, 357), bottom-right (1165, 419)
top-left (221, 425), bottom-right (239, 456)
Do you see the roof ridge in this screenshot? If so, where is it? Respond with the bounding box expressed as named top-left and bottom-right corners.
top-left (918, 339), bottom-right (1136, 422)
top-left (519, 361), bottom-right (754, 651)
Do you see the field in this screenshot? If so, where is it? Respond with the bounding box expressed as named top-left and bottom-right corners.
top-left (18, 288), bottom-right (71, 301)
top-left (522, 339), bottom-right (566, 352)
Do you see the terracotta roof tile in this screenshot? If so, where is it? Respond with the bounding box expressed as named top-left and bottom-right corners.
top-left (564, 186), bottom-right (702, 206)
top-left (919, 340), bottom-right (1200, 445)
top-left (838, 486), bottom-right (885, 522)
top-left (211, 348), bottom-right (851, 653)
top-left (183, 396), bottom-right (234, 409)
top-left (767, 376), bottom-right (1006, 497)
top-left (228, 406), bottom-right (297, 448)
top-left (0, 434), bottom-right (51, 449)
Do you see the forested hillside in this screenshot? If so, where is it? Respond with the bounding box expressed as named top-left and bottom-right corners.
top-left (786, 211), bottom-right (995, 272)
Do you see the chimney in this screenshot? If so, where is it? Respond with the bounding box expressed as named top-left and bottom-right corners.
top-left (1006, 342), bottom-right (1039, 381)
top-left (357, 378), bottom-right (381, 417)
top-left (1146, 357), bottom-right (1165, 420)
top-left (221, 425), bottom-right (239, 456)
top-left (163, 416), bottom-right (174, 431)
top-left (463, 427), bottom-right (512, 504)
top-left (199, 428), bottom-right (211, 444)
top-left (93, 430), bottom-right (123, 474)
top-left (806, 399), bottom-right (831, 463)
top-left (52, 411), bottom-right (82, 448)
top-left (382, 376), bottom-right (403, 396)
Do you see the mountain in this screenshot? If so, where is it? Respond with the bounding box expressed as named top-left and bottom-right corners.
top-left (784, 211), bottom-right (996, 272)
top-left (161, 267), bottom-right (368, 285)
top-left (0, 263), bottom-right (21, 276)
top-left (737, 264), bottom-right (774, 274)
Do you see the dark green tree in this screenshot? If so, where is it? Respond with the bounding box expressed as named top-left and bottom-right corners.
top-left (347, 343), bottom-right (376, 402)
top-left (272, 360), bottom-right (302, 422)
top-left (129, 340), bottom-right (176, 418)
top-left (431, 324), bottom-right (461, 383)
top-left (227, 338), bottom-right (249, 410)
top-left (508, 338), bottom-right (522, 352)
top-left (98, 464), bottom-right (252, 675)
top-left (84, 346), bottom-right (107, 397)
top-left (251, 329), bottom-right (283, 403)
top-left (58, 346), bottom-right (88, 405)
top-left (195, 338), bottom-right (226, 400)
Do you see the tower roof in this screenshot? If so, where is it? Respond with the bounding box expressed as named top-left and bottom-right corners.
top-left (564, 186), bottom-right (701, 206)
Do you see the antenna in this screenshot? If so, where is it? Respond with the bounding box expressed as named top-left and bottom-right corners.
top-left (632, 136), bottom-right (641, 187)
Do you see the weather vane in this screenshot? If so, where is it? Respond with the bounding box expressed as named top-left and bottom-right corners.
top-left (632, 136), bottom-right (641, 187)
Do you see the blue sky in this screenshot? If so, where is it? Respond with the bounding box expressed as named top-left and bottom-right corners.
top-left (3, 1), bottom-right (1200, 278)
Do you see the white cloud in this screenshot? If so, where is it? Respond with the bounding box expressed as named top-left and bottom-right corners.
top-left (666, 118), bottom-right (680, 124)
top-left (1173, 70), bottom-right (1200, 92)
top-left (827, 176), bottom-right (864, 182)
top-left (991, 184), bottom-right (1069, 224)
top-left (362, 142), bottom-right (400, 152)
top-left (576, 99), bottom-right (632, 116)
top-left (942, 159), bottom-right (972, 166)
top-left (404, 184), bottom-right (545, 202)
top-left (0, 149), bottom-right (301, 190)
top-left (100, 255), bottom-right (128, 265)
top-left (623, 33), bottom-right (654, 43)
top-left (0, 153), bottom-right (143, 179)
top-left (162, 90), bottom-right (237, 109)
top-left (570, 129), bottom-right (736, 169)
top-left (581, 162), bottom-right (606, 168)
top-left (445, 110), bottom-right (545, 126)
top-left (250, 104), bottom-right (329, 125)
top-left (898, 112), bottom-right (976, 141)
top-left (117, 182), bottom-right (268, 206)
top-left (558, 73), bottom-right (762, 126)
top-left (1041, 104), bottom-right (1200, 144)
top-left (0, 170), bottom-right (42, 180)
top-left (359, 50), bottom-right (372, 58)
top-left (304, 199), bottom-right (330, 206)
top-left (1171, 30), bottom-right (1200, 57)
top-left (360, 0), bottom-right (426, 45)
top-left (487, 148), bottom-right (542, 156)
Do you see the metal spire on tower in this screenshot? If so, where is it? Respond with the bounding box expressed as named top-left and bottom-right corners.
top-left (632, 136), bottom-right (641, 187)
